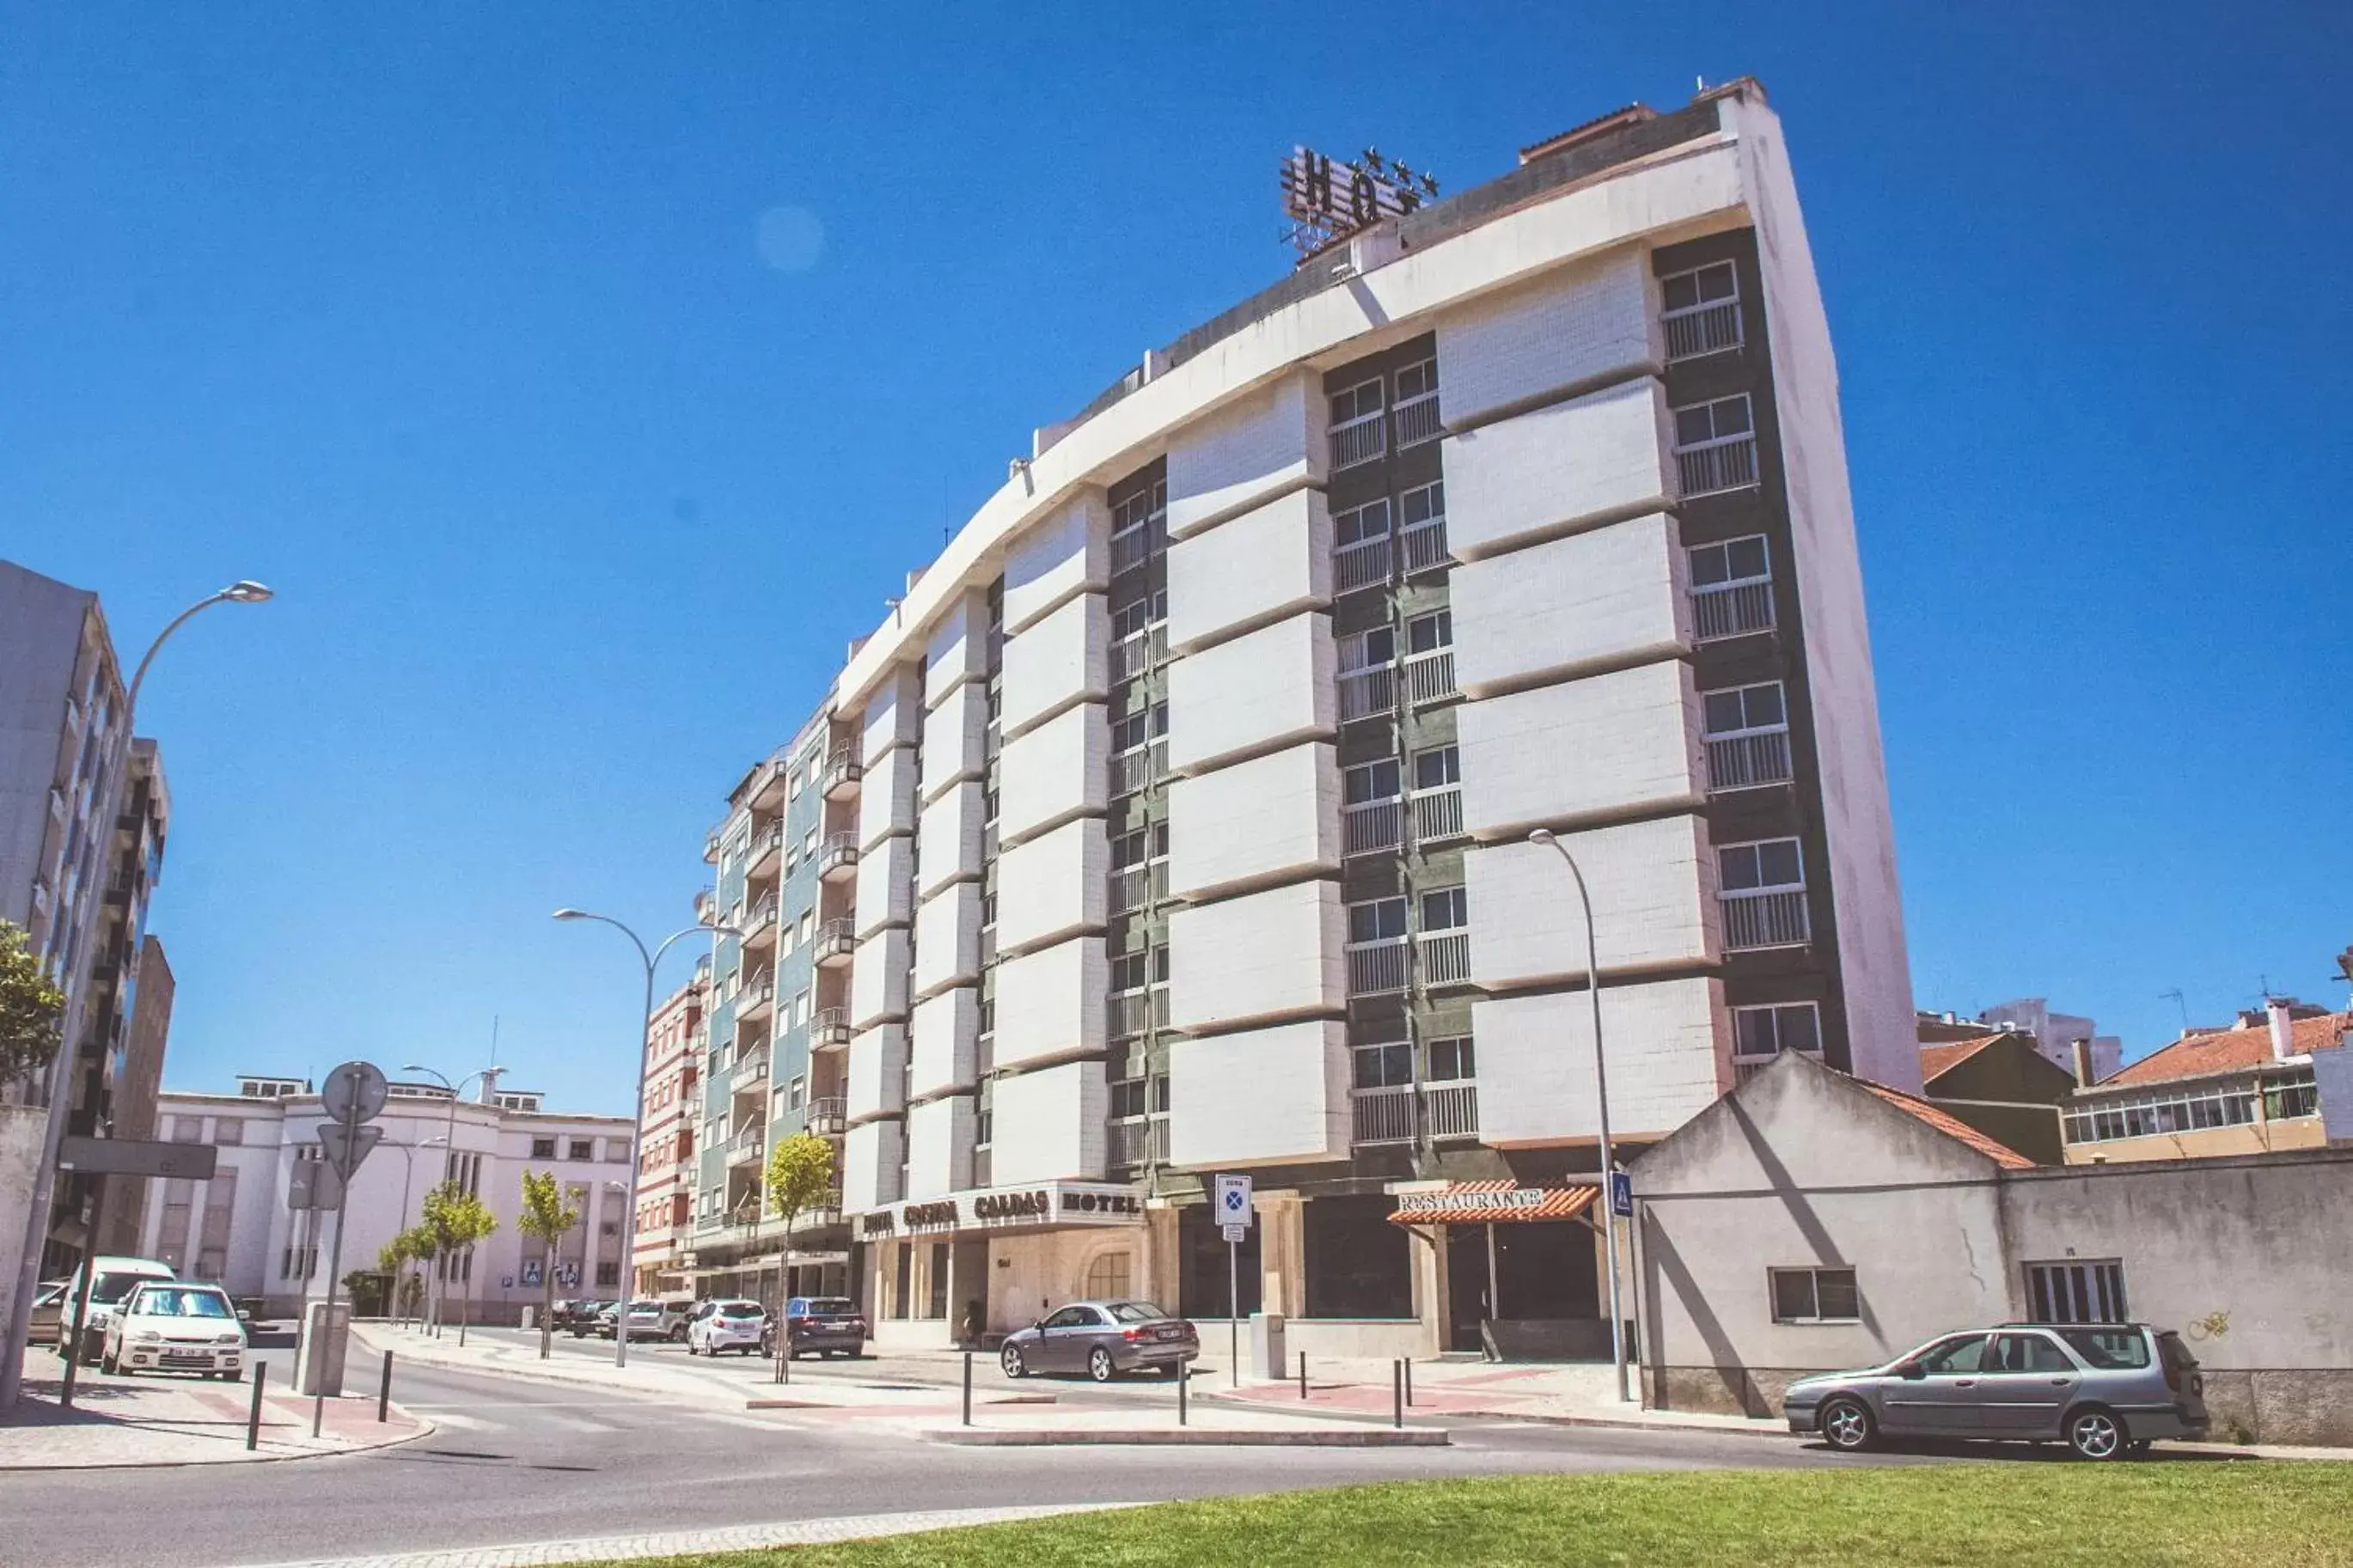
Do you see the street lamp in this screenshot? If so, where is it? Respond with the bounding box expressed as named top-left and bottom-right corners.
top-left (1527, 827), bottom-right (1631, 1404)
top-left (400, 1065), bottom-right (503, 1336)
top-left (388, 1136), bottom-right (446, 1327)
top-left (1, 579), bottom-right (273, 1410)
top-left (553, 908), bottom-right (737, 1367)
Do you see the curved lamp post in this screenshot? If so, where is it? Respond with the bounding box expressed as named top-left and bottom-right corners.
top-left (400, 1065), bottom-right (503, 1336)
top-left (553, 909), bottom-right (737, 1367)
top-left (1527, 828), bottom-right (1630, 1404)
top-left (1, 581), bottom-right (273, 1410)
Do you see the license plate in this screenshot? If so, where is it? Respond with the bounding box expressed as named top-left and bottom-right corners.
top-left (162, 1352), bottom-right (209, 1363)
top-left (1155, 1327), bottom-right (1183, 1340)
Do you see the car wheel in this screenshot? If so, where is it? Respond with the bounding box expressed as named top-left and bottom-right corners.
top-left (1001, 1343), bottom-right (1027, 1378)
top-left (1818, 1396), bottom-right (1876, 1454)
top-left (100, 1348), bottom-right (119, 1376)
top-left (2068, 1406), bottom-right (2129, 1461)
top-left (670, 1326), bottom-right (687, 1343)
top-left (1088, 1346), bottom-right (1116, 1383)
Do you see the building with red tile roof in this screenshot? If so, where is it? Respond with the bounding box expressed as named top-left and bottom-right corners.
top-left (2063, 1001), bottom-right (2350, 1165)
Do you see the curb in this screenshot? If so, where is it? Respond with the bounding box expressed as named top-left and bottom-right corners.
top-left (0, 1411), bottom-right (438, 1472)
top-left (348, 1331), bottom-right (744, 1406)
top-left (745, 1390), bottom-right (1058, 1411)
top-left (1195, 1388), bottom-right (1790, 1441)
top-left (925, 1425), bottom-right (1452, 1447)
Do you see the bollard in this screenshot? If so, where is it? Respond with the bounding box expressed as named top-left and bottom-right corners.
top-left (1178, 1357), bottom-right (1189, 1426)
top-left (1391, 1360), bottom-right (1403, 1429)
top-left (962, 1351), bottom-right (973, 1427)
top-left (378, 1350), bottom-right (394, 1423)
top-left (1404, 1357), bottom-right (1414, 1408)
top-left (1299, 1349), bottom-right (1308, 1400)
top-left (247, 1362), bottom-right (268, 1451)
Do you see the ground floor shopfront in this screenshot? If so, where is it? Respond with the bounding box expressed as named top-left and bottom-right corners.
top-left (850, 1174), bottom-right (1619, 1363)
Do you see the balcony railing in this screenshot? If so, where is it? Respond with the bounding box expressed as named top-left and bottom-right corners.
top-left (1351, 1084), bottom-right (1416, 1145)
top-left (1109, 516), bottom-right (1166, 576)
top-left (704, 831), bottom-right (722, 863)
top-left (724, 1125), bottom-right (766, 1163)
top-left (1417, 930), bottom-right (1471, 985)
top-left (694, 889), bottom-right (718, 924)
top-left (1676, 435), bottom-right (1759, 498)
top-left (821, 748), bottom-right (863, 800)
top-left (737, 973), bottom-right (776, 1017)
top-left (1109, 625), bottom-right (1168, 683)
top-left (1721, 888), bottom-right (1810, 951)
top-left (1707, 729), bottom-right (1794, 793)
top-left (747, 821), bottom-right (785, 873)
top-left (814, 918), bottom-right (857, 965)
top-left (730, 1045), bottom-right (769, 1088)
top-left (1409, 785), bottom-right (1464, 844)
top-left (804, 1096), bottom-right (846, 1137)
top-left (1108, 987), bottom-right (1170, 1040)
top-left (809, 1007), bottom-right (852, 1049)
top-left (816, 832), bottom-right (859, 881)
top-left (1692, 580), bottom-right (1775, 641)
top-left (1402, 648), bottom-right (1458, 706)
top-left (1333, 534), bottom-right (1390, 595)
top-left (1337, 664), bottom-right (1396, 723)
top-left (1330, 409), bottom-right (1385, 470)
top-left (1108, 741), bottom-right (1167, 800)
top-left (1664, 300), bottom-right (1742, 362)
top-left (1425, 1082), bottom-right (1479, 1141)
top-left (1108, 860), bottom-right (1168, 914)
top-left (1347, 937), bottom-right (1409, 997)
top-left (1393, 390), bottom-right (1442, 448)
top-left (739, 897), bottom-right (779, 944)
top-left (1401, 516), bottom-right (1452, 575)
top-left (1108, 1115), bottom-right (1170, 1168)
top-left (1343, 798), bottom-right (1403, 857)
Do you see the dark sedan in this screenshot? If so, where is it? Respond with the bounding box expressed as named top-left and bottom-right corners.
top-left (998, 1299), bottom-right (1198, 1382)
top-left (768, 1296), bottom-right (867, 1359)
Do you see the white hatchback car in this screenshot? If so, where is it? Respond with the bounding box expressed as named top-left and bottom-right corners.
top-left (688, 1299), bottom-right (768, 1356)
top-left (102, 1282), bottom-right (248, 1380)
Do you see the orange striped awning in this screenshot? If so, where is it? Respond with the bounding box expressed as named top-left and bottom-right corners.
top-left (1388, 1181), bottom-right (1601, 1226)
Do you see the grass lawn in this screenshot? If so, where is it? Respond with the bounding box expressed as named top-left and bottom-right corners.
top-left (581, 1464), bottom-right (2353, 1568)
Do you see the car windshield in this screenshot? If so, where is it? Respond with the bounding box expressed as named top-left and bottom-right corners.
top-left (803, 1298), bottom-right (855, 1315)
top-left (2061, 1327), bottom-right (2153, 1369)
top-left (34, 1282), bottom-right (65, 1307)
top-left (132, 1287), bottom-right (234, 1319)
top-left (1107, 1301), bottom-right (1170, 1323)
top-left (718, 1303), bottom-right (764, 1319)
top-left (90, 1272), bottom-right (164, 1304)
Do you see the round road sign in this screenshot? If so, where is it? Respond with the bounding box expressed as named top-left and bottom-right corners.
top-left (321, 1059), bottom-right (388, 1124)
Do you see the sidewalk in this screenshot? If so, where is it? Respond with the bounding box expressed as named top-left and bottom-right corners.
top-left (1203, 1355), bottom-right (1790, 1437)
top-left (0, 1349), bottom-right (432, 1468)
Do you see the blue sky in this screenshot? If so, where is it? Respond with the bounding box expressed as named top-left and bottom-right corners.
top-left (3, 3), bottom-right (2345, 1114)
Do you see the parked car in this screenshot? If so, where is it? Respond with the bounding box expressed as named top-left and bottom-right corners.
top-left (688, 1299), bottom-right (768, 1356)
top-left (1784, 1322), bottom-right (2208, 1460)
top-left (769, 1296), bottom-right (867, 1360)
top-left (101, 1281), bottom-right (247, 1381)
top-left (590, 1302), bottom-right (622, 1339)
top-left (614, 1299), bottom-right (693, 1342)
top-left (53, 1256), bottom-right (177, 1365)
top-left (28, 1280), bottom-right (68, 1347)
top-left (998, 1299), bottom-right (1198, 1382)
top-left (553, 1299), bottom-right (605, 1333)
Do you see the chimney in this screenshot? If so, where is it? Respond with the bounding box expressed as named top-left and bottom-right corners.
top-left (2269, 999), bottom-right (2297, 1062)
top-left (2069, 1037), bottom-right (2095, 1088)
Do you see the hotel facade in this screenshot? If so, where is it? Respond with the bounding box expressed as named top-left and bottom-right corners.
top-left (681, 79), bottom-right (1915, 1358)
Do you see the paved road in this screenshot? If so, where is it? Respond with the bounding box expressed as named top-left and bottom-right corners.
top-left (0, 1358), bottom-right (1917, 1567)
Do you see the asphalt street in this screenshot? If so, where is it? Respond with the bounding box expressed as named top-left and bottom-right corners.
top-left (0, 1356), bottom-right (1923, 1568)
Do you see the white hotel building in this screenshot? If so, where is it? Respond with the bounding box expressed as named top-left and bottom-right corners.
top-left (690, 80), bottom-right (1914, 1358)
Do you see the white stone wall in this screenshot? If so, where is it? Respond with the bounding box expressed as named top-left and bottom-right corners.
top-left (859, 668), bottom-right (923, 766)
top-left (904, 1095), bottom-right (977, 1201)
top-left (992, 938), bottom-right (1107, 1072)
top-left (988, 1062), bottom-right (1109, 1185)
top-left (1464, 817), bottom-right (1718, 988)
top-left (908, 986), bottom-right (981, 1102)
top-left (1168, 879), bottom-right (1345, 1035)
top-left (1164, 369), bottom-right (1323, 540)
top-left (994, 819), bottom-right (1106, 959)
top-left (1434, 245), bottom-right (1656, 428)
top-left (851, 833), bottom-right (914, 939)
top-left (999, 592), bottom-right (1108, 741)
top-left (1001, 490), bottom-right (1108, 636)
top-left (848, 926), bottom-right (912, 1031)
top-left (912, 882), bottom-right (983, 999)
top-left (1471, 976), bottom-right (1727, 1144)
top-left (1166, 613), bottom-right (1335, 775)
top-left (1168, 1020), bottom-right (1349, 1168)
top-left (924, 589), bottom-right (990, 706)
top-left (1442, 379), bottom-right (1673, 562)
top-left (1165, 488), bottom-right (1333, 655)
top-left (915, 780), bottom-right (986, 900)
top-left (855, 739), bottom-right (920, 850)
top-left (844, 1118), bottom-right (905, 1211)
top-left (1457, 661), bottom-right (1702, 838)
top-left (997, 701), bottom-right (1106, 847)
top-left (846, 1025), bottom-right (908, 1124)
top-left (1165, 743), bottom-right (1340, 903)
top-left (920, 684), bottom-right (988, 802)
top-left (1451, 513), bottom-right (1688, 698)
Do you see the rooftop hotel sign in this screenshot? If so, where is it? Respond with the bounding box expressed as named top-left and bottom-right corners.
top-left (1281, 145), bottom-right (1440, 260)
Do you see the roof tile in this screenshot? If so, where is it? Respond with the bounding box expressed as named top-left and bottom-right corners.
top-left (2104, 1011), bottom-right (2350, 1088)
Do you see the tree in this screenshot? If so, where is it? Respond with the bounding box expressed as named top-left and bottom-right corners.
top-left (378, 1228), bottom-right (435, 1328)
top-left (420, 1181), bottom-right (498, 1346)
top-left (0, 919), bottom-right (67, 1084)
top-left (516, 1169), bottom-right (581, 1359)
top-left (763, 1132), bottom-right (836, 1384)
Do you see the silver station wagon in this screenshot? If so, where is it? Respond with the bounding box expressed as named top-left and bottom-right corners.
top-left (1784, 1323), bottom-right (2208, 1460)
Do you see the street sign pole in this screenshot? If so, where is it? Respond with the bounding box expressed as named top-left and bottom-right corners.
top-left (55, 1175), bottom-right (105, 1410)
top-left (1213, 1174), bottom-right (1253, 1387)
top-left (312, 1097), bottom-right (358, 1437)
top-left (311, 1061), bottom-right (387, 1438)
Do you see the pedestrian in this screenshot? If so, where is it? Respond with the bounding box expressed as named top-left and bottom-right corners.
top-left (961, 1298), bottom-right (983, 1346)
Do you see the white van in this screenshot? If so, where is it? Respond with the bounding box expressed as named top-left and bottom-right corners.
top-left (54, 1255), bottom-right (176, 1365)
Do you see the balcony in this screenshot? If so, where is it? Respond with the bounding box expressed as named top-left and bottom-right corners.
top-left (809, 1007), bottom-right (852, 1051)
top-left (1409, 785), bottom-right (1464, 845)
top-left (814, 918), bottom-right (857, 967)
top-left (1707, 729), bottom-right (1794, 793)
top-left (1330, 408), bottom-right (1385, 471)
top-left (1393, 388), bottom-right (1442, 448)
top-left (1333, 534), bottom-right (1390, 595)
top-left (1343, 798), bottom-right (1403, 857)
top-left (1337, 665), bottom-right (1396, 723)
top-left (694, 888), bottom-right (718, 925)
top-left (751, 757), bottom-right (790, 811)
top-left (1721, 888), bottom-right (1810, 951)
top-left (803, 1096), bottom-right (846, 1137)
top-left (738, 896), bottom-right (779, 950)
top-left (1692, 580), bottom-right (1775, 641)
top-left (1108, 859), bottom-right (1168, 915)
top-left (1108, 741), bottom-right (1167, 800)
top-left (724, 1124), bottom-right (767, 1167)
top-left (704, 830), bottom-right (722, 863)
top-left (736, 972), bottom-right (776, 1023)
top-left (1401, 516), bottom-right (1452, 576)
top-left (1110, 516), bottom-right (1167, 576)
top-left (730, 1044), bottom-right (770, 1089)
top-left (784, 1190), bottom-right (844, 1232)
top-left (1347, 937), bottom-right (1408, 997)
top-left (1417, 930), bottom-right (1471, 986)
top-left (1109, 624), bottom-right (1168, 684)
top-left (816, 832), bottom-right (859, 882)
top-left (1108, 1114), bottom-right (1170, 1168)
top-left (1351, 1084), bottom-right (1416, 1145)
top-left (746, 820), bottom-right (784, 879)
top-left (821, 747), bottom-right (863, 801)
top-left (1665, 299), bottom-right (1742, 362)
top-left (1675, 434), bottom-right (1760, 498)
top-left (1108, 987), bottom-right (1170, 1040)
top-left (1426, 1082), bottom-right (1479, 1140)
top-left (1402, 648), bottom-right (1458, 707)
top-left (1351, 1082), bottom-right (1480, 1146)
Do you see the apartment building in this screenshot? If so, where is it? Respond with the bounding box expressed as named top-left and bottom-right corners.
top-left (632, 966), bottom-right (708, 1296)
top-left (693, 80), bottom-right (1915, 1356)
top-left (2063, 1000), bottom-right (2351, 1165)
top-left (138, 1074), bottom-right (635, 1318)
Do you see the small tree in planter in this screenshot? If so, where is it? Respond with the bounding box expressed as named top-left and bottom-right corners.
top-left (763, 1132), bottom-right (836, 1383)
top-left (517, 1169), bottom-right (581, 1358)
top-left (421, 1181), bottom-right (498, 1346)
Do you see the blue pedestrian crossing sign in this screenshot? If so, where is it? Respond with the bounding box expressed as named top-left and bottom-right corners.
top-left (1214, 1173), bottom-right (1254, 1227)
top-left (1609, 1171), bottom-right (1634, 1219)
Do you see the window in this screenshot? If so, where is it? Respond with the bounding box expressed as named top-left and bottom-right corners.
top-left (1334, 497), bottom-right (1391, 547)
top-left (1354, 1041), bottom-right (1413, 1089)
top-left (927, 1242), bottom-right (950, 1319)
top-left (1405, 608), bottom-right (1452, 655)
top-left (1343, 759), bottom-right (1400, 804)
top-left (1911, 1333), bottom-right (1991, 1374)
top-left (1109, 1077), bottom-right (1153, 1119)
top-left (793, 988), bottom-right (812, 1026)
top-left (1420, 886), bottom-right (1468, 932)
top-left (1330, 376), bottom-right (1384, 426)
top-left (1733, 1003), bottom-right (1823, 1060)
top-left (568, 1139), bottom-right (594, 1162)
top-left (1703, 681), bottom-right (1787, 740)
top-left (1109, 947), bottom-right (1169, 992)
top-left (1673, 393), bottom-right (1752, 450)
top-left (213, 1118), bottom-right (243, 1146)
top-left (1110, 704), bottom-right (1167, 753)
top-left (1112, 821), bottom-right (1169, 868)
top-left (1085, 1252), bottom-right (1133, 1301)
top-left (1989, 1333), bottom-right (2074, 1374)
top-left (1111, 590), bottom-right (1166, 640)
top-left (1672, 394), bottom-right (1759, 497)
top-left (1703, 680), bottom-right (1794, 792)
top-left (1769, 1266), bottom-right (1859, 1324)
top-left (1659, 259), bottom-right (1743, 360)
top-left (1719, 839), bottom-right (1804, 894)
top-left (2057, 1326), bottom-right (2152, 1370)
top-left (1413, 747), bottom-right (1460, 791)
top-left (1341, 626), bottom-right (1396, 672)
top-left (1690, 535), bottom-right (1771, 591)
top-left (1720, 839), bottom-right (1808, 949)
top-left (1400, 480), bottom-right (1443, 528)
top-left (2026, 1260), bottom-right (2130, 1324)
top-left (1427, 1036), bottom-right (1476, 1082)
top-left (531, 1137), bottom-right (557, 1159)
top-left (787, 1076), bottom-right (805, 1110)
top-left (596, 1262), bottom-right (619, 1288)
top-left (1348, 897), bottom-right (1408, 944)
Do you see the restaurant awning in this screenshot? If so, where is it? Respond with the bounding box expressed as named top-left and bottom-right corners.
top-left (1388, 1181), bottom-right (1601, 1226)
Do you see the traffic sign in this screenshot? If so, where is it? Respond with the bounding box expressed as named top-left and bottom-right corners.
top-left (1609, 1171), bottom-right (1634, 1219)
top-left (288, 1161), bottom-right (345, 1211)
top-left (318, 1123), bottom-right (384, 1180)
top-left (56, 1135), bottom-right (217, 1181)
top-left (321, 1060), bottom-right (388, 1125)
top-left (1221, 1222), bottom-right (1248, 1245)
top-left (1213, 1173), bottom-right (1254, 1226)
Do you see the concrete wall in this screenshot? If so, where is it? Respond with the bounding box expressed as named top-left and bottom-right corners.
top-left (0, 1104), bottom-right (46, 1345)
